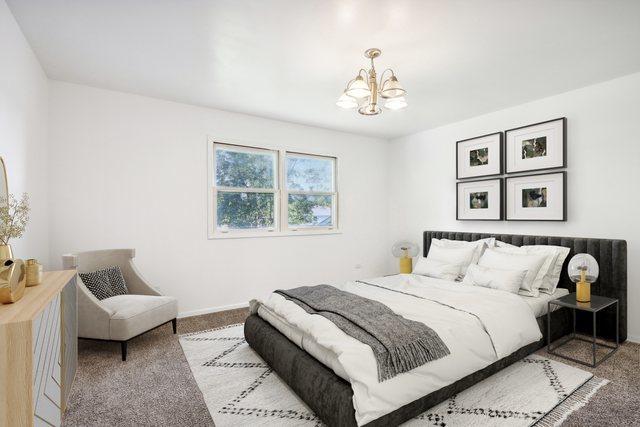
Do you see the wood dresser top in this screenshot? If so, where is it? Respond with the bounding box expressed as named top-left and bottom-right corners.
top-left (0, 270), bottom-right (76, 325)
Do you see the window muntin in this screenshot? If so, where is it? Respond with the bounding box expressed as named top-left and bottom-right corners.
top-left (210, 141), bottom-right (337, 237)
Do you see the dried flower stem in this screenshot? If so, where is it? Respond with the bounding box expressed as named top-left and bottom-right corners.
top-left (0, 193), bottom-right (30, 245)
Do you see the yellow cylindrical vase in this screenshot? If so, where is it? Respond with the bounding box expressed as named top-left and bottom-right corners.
top-left (399, 257), bottom-right (412, 274)
top-left (26, 259), bottom-right (43, 287)
top-left (576, 281), bottom-right (591, 303)
top-left (0, 244), bottom-right (13, 260)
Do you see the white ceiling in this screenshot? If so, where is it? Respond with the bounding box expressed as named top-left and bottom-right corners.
top-left (7, 0), bottom-right (640, 139)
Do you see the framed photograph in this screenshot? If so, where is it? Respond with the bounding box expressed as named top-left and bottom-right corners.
top-left (456, 132), bottom-right (503, 179)
top-left (457, 178), bottom-right (503, 221)
top-left (505, 117), bottom-right (566, 173)
top-left (505, 172), bottom-right (566, 221)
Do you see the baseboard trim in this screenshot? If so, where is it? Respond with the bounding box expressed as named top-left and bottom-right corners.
top-left (626, 334), bottom-right (640, 343)
top-left (178, 302), bottom-right (250, 319)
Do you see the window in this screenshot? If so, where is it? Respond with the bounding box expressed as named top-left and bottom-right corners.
top-left (209, 140), bottom-right (338, 237)
top-left (286, 153), bottom-right (336, 229)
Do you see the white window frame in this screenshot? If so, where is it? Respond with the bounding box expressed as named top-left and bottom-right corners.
top-left (283, 151), bottom-right (337, 232)
top-left (208, 137), bottom-right (340, 239)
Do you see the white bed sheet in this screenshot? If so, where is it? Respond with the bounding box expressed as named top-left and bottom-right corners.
top-left (522, 288), bottom-right (569, 317)
top-left (253, 274), bottom-right (543, 425)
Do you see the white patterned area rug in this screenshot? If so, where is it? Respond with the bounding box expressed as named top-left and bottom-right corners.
top-left (179, 324), bottom-right (608, 427)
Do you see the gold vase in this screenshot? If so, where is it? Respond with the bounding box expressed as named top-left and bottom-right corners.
top-left (0, 259), bottom-right (26, 304)
top-left (26, 259), bottom-right (43, 287)
top-left (0, 244), bottom-right (13, 260)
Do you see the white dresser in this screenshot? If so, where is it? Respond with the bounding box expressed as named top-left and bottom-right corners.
top-left (0, 271), bottom-right (77, 427)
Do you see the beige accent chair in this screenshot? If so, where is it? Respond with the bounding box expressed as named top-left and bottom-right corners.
top-left (62, 249), bottom-right (178, 361)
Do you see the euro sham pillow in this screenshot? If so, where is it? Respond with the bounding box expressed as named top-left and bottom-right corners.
top-left (493, 246), bottom-right (556, 295)
top-left (494, 244), bottom-right (571, 294)
top-left (413, 257), bottom-right (460, 281)
top-left (437, 237), bottom-right (496, 264)
top-left (426, 243), bottom-right (477, 278)
top-left (478, 248), bottom-right (547, 297)
top-left (462, 264), bottom-right (527, 294)
top-left (521, 245), bottom-right (571, 294)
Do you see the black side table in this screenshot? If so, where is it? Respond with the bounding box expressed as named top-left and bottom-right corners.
top-left (547, 293), bottom-right (619, 367)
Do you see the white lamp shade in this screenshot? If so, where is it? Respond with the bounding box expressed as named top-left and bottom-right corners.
top-left (392, 241), bottom-right (419, 258)
top-left (380, 76), bottom-right (406, 98)
top-left (384, 96), bottom-right (407, 110)
top-left (568, 253), bottom-right (599, 283)
top-left (345, 76), bottom-right (371, 98)
top-left (336, 92), bottom-right (357, 109)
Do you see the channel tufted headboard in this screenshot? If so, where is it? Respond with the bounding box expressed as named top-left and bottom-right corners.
top-left (423, 231), bottom-right (627, 342)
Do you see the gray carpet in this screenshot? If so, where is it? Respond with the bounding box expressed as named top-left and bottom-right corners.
top-left (63, 308), bottom-right (640, 426)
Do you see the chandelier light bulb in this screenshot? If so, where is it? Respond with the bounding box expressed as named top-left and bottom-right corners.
top-left (336, 92), bottom-right (358, 109)
top-left (385, 96), bottom-right (408, 110)
top-left (380, 75), bottom-right (406, 99)
top-left (345, 75), bottom-right (371, 99)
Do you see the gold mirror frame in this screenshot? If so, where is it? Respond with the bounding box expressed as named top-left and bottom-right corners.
top-left (0, 156), bottom-right (7, 203)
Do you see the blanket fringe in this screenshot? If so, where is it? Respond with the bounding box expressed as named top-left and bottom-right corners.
top-left (378, 337), bottom-right (450, 382)
top-left (535, 377), bottom-right (609, 427)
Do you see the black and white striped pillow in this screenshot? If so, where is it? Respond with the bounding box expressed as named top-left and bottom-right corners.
top-left (79, 269), bottom-right (115, 300)
top-left (79, 266), bottom-right (129, 300)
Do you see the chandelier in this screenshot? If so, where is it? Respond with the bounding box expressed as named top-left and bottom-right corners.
top-left (337, 48), bottom-right (407, 115)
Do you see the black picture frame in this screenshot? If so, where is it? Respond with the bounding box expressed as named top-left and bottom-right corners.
top-left (505, 171), bottom-right (567, 222)
top-left (505, 117), bottom-right (566, 174)
top-left (456, 132), bottom-right (503, 180)
top-left (456, 177), bottom-right (504, 221)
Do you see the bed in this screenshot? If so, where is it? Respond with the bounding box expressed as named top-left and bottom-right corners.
top-left (245, 231), bottom-right (627, 426)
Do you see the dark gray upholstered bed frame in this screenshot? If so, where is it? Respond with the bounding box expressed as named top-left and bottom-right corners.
top-left (245, 231), bottom-right (627, 426)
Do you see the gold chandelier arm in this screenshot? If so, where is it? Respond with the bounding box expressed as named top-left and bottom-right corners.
top-left (379, 68), bottom-right (396, 85)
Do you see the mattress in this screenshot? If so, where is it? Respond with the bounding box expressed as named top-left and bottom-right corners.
top-left (523, 288), bottom-right (569, 317)
top-left (257, 285), bottom-right (568, 383)
top-left (255, 275), bottom-right (546, 424)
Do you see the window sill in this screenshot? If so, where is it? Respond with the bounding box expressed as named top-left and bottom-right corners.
top-left (208, 229), bottom-right (342, 240)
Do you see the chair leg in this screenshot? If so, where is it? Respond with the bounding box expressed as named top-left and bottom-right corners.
top-left (121, 341), bottom-right (127, 361)
top-left (172, 318), bottom-right (177, 334)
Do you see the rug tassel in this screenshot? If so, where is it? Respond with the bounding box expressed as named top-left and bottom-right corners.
top-left (536, 377), bottom-right (609, 427)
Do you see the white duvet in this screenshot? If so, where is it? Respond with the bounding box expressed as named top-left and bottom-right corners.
top-left (251, 274), bottom-right (542, 426)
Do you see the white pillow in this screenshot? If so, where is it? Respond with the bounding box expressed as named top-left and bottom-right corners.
top-left (493, 246), bottom-right (556, 294)
top-left (462, 264), bottom-right (527, 294)
top-left (495, 240), bottom-right (517, 248)
top-left (478, 248), bottom-right (547, 297)
top-left (426, 243), bottom-right (477, 277)
top-left (413, 257), bottom-right (460, 281)
top-left (438, 237), bottom-right (496, 264)
top-left (521, 245), bottom-right (571, 294)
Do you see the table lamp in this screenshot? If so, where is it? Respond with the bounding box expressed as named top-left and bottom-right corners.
top-left (392, 241), bottom-right (419, 274)
top-left (568, 253), bottom-right (599, 303)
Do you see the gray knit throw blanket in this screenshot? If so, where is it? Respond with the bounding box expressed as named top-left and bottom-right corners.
top-left (274, 285), bottom-right (450, 382)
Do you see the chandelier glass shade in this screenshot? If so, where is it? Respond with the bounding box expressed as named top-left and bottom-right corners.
top-left (337, 48), bottom-right (407, 116)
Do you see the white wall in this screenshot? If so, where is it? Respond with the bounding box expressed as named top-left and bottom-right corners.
top-left (0, 0), bottom-right (49, 264)
top-left (389, 72), bottom-right (640, 341)
top-left (48, 82), bottom-right (390, 316)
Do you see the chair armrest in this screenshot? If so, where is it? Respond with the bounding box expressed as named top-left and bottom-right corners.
top-left (125, 259), bottom-right (161, 296)
top-left (76, 278), bottom-right (114, 340)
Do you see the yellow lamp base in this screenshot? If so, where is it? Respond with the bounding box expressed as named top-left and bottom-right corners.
top-left (576, 281), bottom-right (591, 303)
top-left (399, 257), bottom-right (412, 274)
